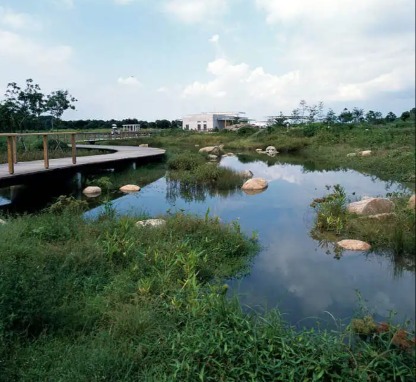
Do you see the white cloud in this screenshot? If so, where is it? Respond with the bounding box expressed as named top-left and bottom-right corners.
top-left (0, 30), bottom-right (72, 67)
top-left (117, 76), bottom-right (142, 86)
top-left (209, 34), bottom-right (219, 43)
top-left (182, 58), bottom-right (300, 115)
top-left (0, 7), bottom-right (41, 30)
top-left (248, 0), bottom-right (415, 113)
top-left (163, 0), bottom-right (227, 23)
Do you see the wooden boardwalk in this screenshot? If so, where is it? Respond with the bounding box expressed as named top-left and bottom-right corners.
top-left (0, 144), bottom-right (165, 186)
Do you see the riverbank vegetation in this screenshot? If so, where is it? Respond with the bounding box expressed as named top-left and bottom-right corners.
top-left (105, 118), bottom-right (415, 186)
top-left (311, 185), bottom-right (415, 274)
top-left (0, 203), bottom-right (414, 381)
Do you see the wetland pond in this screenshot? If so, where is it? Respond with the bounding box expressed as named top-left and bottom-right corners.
top-left (1, 153), bottom-right (415, 328)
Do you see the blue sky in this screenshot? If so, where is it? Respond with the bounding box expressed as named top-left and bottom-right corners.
top-left (0, 0), bottom-right (414, 121)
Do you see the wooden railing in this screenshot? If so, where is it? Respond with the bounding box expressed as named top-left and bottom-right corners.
top-left (0, 130), bottom-right (155, 175)
top-left (75, 130), bottom-right (152, 143)
top-left (0, 132), bottom-right (77, 175)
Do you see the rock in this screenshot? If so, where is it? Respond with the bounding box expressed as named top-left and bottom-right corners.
top-left (347, 153), bottom-right (357, 157)
top-left (136, 218), bottom-right (166, 228)
top-left (199, 146), bottom-right (221, 155)
top-left (0, 219), bottom-right (6, 225)
top-left (408, 195), bottom-right (415, 210)
top-left (241, 170), bottom-right (253, 178)
top-left (139, 144), bottom-right (149, 147)
top-left (208, 154), bottom-right (218, 160)
top-left (119, 184), bottom-right (141, 193)
top-left (337, 239), bottom-right (371, 251)
top-left (347, 198), bottom-right (394, 215)
top-left (241, 178), bottom-right (268, 191)
top-left (360, 213), bottom-right (395, 221)
top-left (359, 150), bottom-right (372, 157)
top-left (222, 152), bottom-right (235, 158)
top-left (265, 146), bottom-right (278, 154)
top-left (195, 144), bottom-right (199, 147)
top-left (255, 148), bottom-right (263, 153)
top-left (82, 186), bottom-right (101, 197)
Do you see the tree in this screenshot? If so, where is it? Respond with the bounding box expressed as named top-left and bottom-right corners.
top-left (365, 110), bottom-right (383, 124)
top-left (45, 90), bottom-right (77, 129)
top-left (291, 108), bottom-right (301, 124)
top-left (3, 79), bottom-right (45, 132)
top-left (400, 111), bottom-right (411, 121)
top-left (307, 104), bottom-right (319, 123)
top-left (324, 108), bottom-right (337, 125)
top-left (338, 108), bottom-right (353, 124)
top-left (385, 112), bottom-right (397, 123)
top-left (299, 99), bottom-right (307, 122)
top-left (155, 119), bottom-right (171, 129)
top-left (352, 107), bottom-right (364, 124)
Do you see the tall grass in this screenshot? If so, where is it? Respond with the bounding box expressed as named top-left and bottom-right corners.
top-left (0, 203), bottom-right (414, 380)
top-left (311, 186), bottom-right (415, 274)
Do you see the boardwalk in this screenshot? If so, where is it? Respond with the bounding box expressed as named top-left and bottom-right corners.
top-left (0, 144), bottom-right (165, 186)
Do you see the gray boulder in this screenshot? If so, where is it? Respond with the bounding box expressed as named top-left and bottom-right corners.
top-left (83, 186), bottom-right (102, 197)
top-left (347, 198), bottom-right (394, 215)
top-left (199, 146), bottom-right (222, 155)
top-left (242, 177), bottom-right (268, 191)
top-left (136, 219), bottom-right (166, 228)
top-left (337, 239), bottom-right (371, 251)
top-left (265, 146), bottom-right (278, 154)
top-left (359, 150), bottom-right (372, 157)
top-left (119, 184), bottom-right (141, 193)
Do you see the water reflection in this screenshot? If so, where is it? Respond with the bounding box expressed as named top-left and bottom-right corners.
top-left (5, 153), bottom-right (412, 327)
top-left (83, 155), bottom-right (415, 327)
top-left (166, 178), bottom-right (242, 204)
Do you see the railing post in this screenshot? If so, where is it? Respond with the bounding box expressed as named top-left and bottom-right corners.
top-left (12, 135), bottom-right (17, 163)
top-left (43, 134), bottom-right (49, 169)
top-left (71, 133), bottom-right (76, 164)
top-left (7, 135), bottom-right (14, 174)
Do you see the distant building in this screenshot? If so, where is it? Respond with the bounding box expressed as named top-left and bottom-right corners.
top-left (182, 112), bottom-right (246, 131)
top-left (252, 121), bottom-right (268, 128)
top-left (122, 124), bottom-right (140, 132)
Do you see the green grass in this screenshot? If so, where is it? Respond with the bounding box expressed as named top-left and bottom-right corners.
top-left (165, 151), bottom-right (246, 202)
top-left (311, 186), bottom-right (415, 274)
top-left (101, 122), bottom-right (415, 186)
top-left (0, 205), bottom-right (414, 381)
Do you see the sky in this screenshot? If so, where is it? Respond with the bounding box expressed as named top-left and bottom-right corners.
top-left (0, 0), bottom-right (414, 122)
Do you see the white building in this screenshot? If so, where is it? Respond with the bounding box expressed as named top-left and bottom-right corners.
top-left (182, 112), bottom-right (246, 131)
top-left (122, 124), bottom-right (140, 132)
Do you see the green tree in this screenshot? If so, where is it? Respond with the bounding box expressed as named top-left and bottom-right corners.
top-left (385, 111), bottom-right (397, 123)
top-left (2, 79), bottom-right (45, 132)
top-left (155, 119), bottom-right (171, 129)
top-left (45, 90), bottom-right (77, 129)
top-left (338, 108), bottom-right (353, 123)
top-left (400, 111), bottom-right (411, 121)
top-left (324, 108), bottom-right (337, 125)
top-left (365, 110), bottom-right (383, 124)
top-left (352, 107), bottom-right (364, 123)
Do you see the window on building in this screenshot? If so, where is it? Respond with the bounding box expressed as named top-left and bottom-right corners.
top-left (185, 124), bottom-right (189, 130)
top-left (203, 124), bottom-right (207, 130)
top-left (197, 124), bottom-right (201, 130)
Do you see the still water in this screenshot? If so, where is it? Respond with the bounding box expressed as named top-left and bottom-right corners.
top-left (83, 155), bottom-right (415, 328)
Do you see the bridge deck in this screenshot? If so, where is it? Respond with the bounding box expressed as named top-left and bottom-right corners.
top-left (0, 144), bottom-right (165, 184)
